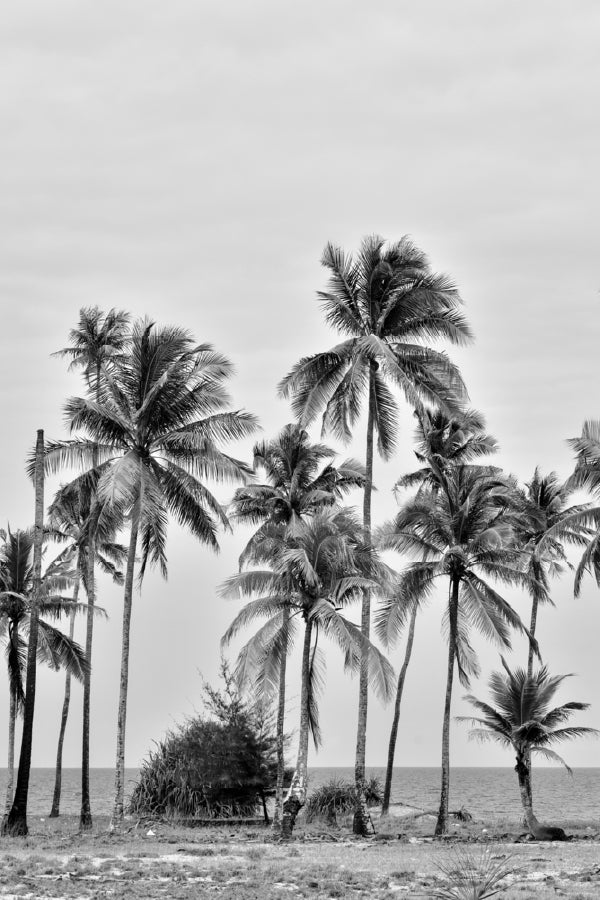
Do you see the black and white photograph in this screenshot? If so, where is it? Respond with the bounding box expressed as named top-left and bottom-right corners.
top-left (0, 1), bottom-right (599, 896)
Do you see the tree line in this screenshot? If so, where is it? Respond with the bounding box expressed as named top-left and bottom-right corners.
top-left (1, 235), bottom-right (597, 838)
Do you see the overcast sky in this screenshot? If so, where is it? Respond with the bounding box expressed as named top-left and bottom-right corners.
top-left (1, 1), bottom-right (599, 780)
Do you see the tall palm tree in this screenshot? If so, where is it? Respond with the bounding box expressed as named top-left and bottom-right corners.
top-left (0, 528), bottom-right (89, 818)
top-left (53, 305), bottom-right (130, 829)
top-left (3, 431), bottom-right (45, 835)
top-left (375, 465), bottom-right (532, 835)
top-left (458, 659), bottom-right (597, 839)
top-left (46, 479), bottom-right (125, 819)
top-left (229, 423), bottom-right (365, 826)
top-left (222, 507), bottom-right (395, 838)
top-left (45, 319), bottom-right (258, 825)
top-left (279, 235), bottom-right (471, 832)
top-left (380, 407), bottom-right (497, 815)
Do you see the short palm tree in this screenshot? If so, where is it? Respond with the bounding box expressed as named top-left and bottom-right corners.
top-left (458, 659), bottom-right (597, 838)
top-left (53, 305), bottom-right (130, 829)
top-left (0, 528), bottom-right (88, 818)
top-left (375, 465), bottom-right (531, 835)
top-left (222, 507), bottom-right (395, 838)
top-left (380, 408), bottom-right (497, 815)
top-left (279, 235), bottom-right (471, 832)
top-left (45, 318), bottom-right (258, 824)
top-left (229, 423), bottom-right (365, 826)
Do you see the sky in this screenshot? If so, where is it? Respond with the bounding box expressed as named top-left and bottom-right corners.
top-left (1, 0), bottom-right (599, 785)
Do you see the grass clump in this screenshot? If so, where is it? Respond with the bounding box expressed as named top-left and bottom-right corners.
top-left (432, 848), bottom-right (519, 899)
top-left (305, 776), bottom-right (382, 824)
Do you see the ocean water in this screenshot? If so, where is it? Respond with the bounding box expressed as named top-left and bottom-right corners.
top-left (0, 766), bottom-right (597, 822)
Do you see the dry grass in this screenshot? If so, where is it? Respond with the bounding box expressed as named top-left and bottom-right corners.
top-left (0, 813), bottom-right (597, 898)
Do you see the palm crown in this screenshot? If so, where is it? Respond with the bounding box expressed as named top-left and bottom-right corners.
top-left (458, 659), bottom-right (597, 771)
top-left (279, 235), bottom-right (472, 453)
top-left (45, 319), bottom-right (258, 576)
top-left (376, 465), bottom-right (529, 683)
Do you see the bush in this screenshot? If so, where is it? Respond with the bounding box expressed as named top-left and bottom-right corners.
top-left (128, 663), bottom-right (279, 820)
top-left (305, 776), bottom-right (382, 824)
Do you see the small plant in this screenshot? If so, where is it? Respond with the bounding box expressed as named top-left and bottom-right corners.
top-left (305, 776), bottom-right (382, 824)
top-left (432, 848), bottom-right (518, 899)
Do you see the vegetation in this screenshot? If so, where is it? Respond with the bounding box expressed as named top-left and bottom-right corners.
top-left (305, 775), bottom-right (382, 824)
top-left (129, 665), bottom-right (279, 821)
top-left (2, 236), bottom-right (598, 840)
top-left (459, 660), bottom-right (598, 840)
top-left (279, 235), bottom-right (471, 834)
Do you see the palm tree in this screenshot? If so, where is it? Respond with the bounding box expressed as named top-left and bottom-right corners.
top-left (0, 527), bottom-right (89, 818)
top-left (228, 423), bottom-right (365, 827)
top-left (380, 407), bottom-right (497, 815)
top-left (222, 507), bottom-right (395, 838)
top-left (53, 305), bottom-right (130, 829)
top-left (3, 431), bottom-right (45, 835)
top-left (458, 659), bottom-right (597, 839)
top-left (45, 318), bottom-right (258, 825)
top-left (279, 235), bottom-right (471, 832)
top-left (560, 420), bottom-right (600, 597)
top-left (375, 464), bottom-right (532, 835)
top-left (46, 479), bottom-right (125, 819)
top-left (515, 469), bottom-right (590, 678)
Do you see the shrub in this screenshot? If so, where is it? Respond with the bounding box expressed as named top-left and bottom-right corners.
top-left (305, 776), bottom-right (382, 824)
top-left (128, 663), bottom-right (279, 820)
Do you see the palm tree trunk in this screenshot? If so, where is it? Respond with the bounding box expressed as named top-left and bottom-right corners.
top-left (80, 547), bottom-right (96, 830)
top-left (381, 603), bottom-right (418, 816)
top-left (515, 754), bottom-right (541, 834)
top-left (353, 364), bottom-right (376, 836)
top-left (49, 581), bottom-right (79, 818)
top-left (272, 607), bottom-right (289, 833)
top-left (4, 687), bottom-right (17, 817)
top-left (524, 569), bottom-right (541, 817)
top-left (3, 429), bottom-right (44, 837)
top-left (111, 501), bottom-right (140, 827)
top-left (434, 575), bottom-right (459, 837)
top-left (281, 616), bottom-right (313, 839)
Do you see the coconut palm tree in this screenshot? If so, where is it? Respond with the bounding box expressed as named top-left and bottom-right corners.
top-left (45, 318), bottom-right (258, 825)
top-left (222, 507), bottom-right (395, 838)
top-left (53, 305), bottom-right (130, 829)
top-left (46, 479), bottom-right (125, 819)
top-left (375, 464), bottom-right (532, 835)
top-left (458, 659), bottom-right (597, 839)
top-left (515, 469), bottom-right (590, 677)
top-left (0, 527), bottom-right (89, 818)
top-left (229, 423), bottom-right (365, 826)
top-left (279, 235), bottom-right (471, 832)
top-left (559, 420), bottom-right (600, 598)
top-left (380, 407), bottom-right (497, 815)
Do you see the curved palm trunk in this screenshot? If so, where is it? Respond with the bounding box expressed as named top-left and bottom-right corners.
top-left (434, 575), bottom-right (459, 837)
top-left (353, 365), bottom-right (376, 836)
top-left (49, 581), bottom-right (79, 818)
top-left (381, 604), bottom-right (417, 816)
top-left (272, 607), bottom-right (289, 833)
top-left (4, 685), bottom-right (17, 817)
top-left (111, 502), bottom-right (140, 827)
top-left (281, 616), bottom-right (312, 839)
top-left (3, 429), bottom-right (44, 837)
top-left (80, 547), bottom-right (96, 830)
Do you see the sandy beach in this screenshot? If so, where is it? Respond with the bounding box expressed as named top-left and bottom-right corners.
top-left (0, 812), bottom-right (598, 898)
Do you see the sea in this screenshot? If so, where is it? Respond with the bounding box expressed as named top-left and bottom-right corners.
top-left (1, 767), bottom-right (598, 823)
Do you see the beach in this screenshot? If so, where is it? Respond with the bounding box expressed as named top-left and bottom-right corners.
top-left (0, 812), bottom-right (598, 898)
